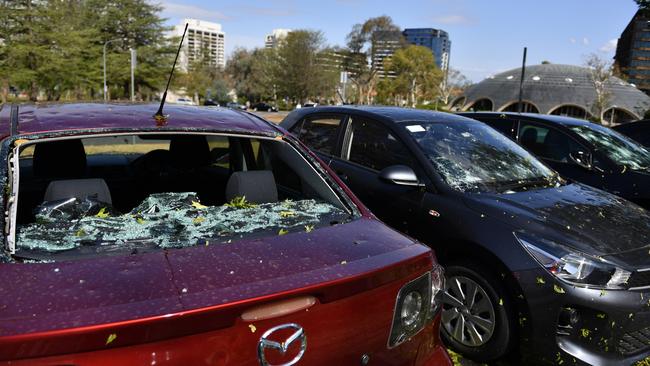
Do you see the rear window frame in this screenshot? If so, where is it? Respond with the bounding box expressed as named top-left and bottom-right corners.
top-left (3, 130), bottom-right (361, 256)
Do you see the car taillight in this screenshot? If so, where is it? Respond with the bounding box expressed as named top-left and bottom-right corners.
top-left (388, 268), bottom-right (441, 348)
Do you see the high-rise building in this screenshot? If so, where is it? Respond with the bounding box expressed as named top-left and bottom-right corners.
top-left (371, 31), bottom-right (404, 79)
top-left (265, 29), bottom-right (292, 49)
top-left (615, 10), bottom-right (650, 94)
top-left (174, 18), bottom-right (225, 71)
top-left (317, 49), bottom-right (364, 77)
top-left (402, 28), bottom-right (451, 71)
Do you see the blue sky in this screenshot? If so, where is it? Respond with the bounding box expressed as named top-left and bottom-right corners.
top-left (159, 0), bottom-right (639, 82)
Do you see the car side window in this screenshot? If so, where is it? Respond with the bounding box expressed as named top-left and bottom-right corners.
top-left (479, 118), bottom-right (517, 139)
top-left (346, 117), bottom-right (414, 171)
top-left (518, 122), bottom-right (586, 163)
top-left (293, 115), bottom-right (344, 156)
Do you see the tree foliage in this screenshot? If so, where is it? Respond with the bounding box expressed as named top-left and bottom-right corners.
top-left (344, 16), bottom-right (404, 104)
top-left (382, 45), bottom-right (442, 107)
top-left (275, 30), bottom-right (337, 103)
top-left (584, 53), bottom-right (613, 124)
top-left (225, 30), bottom-right (337, 105)
top-left (438, 68), bottom-right (471, 106)
top-left (0, 0), bottom-right (175, 102)
top-left (226, 47), bottom-right (278, 103)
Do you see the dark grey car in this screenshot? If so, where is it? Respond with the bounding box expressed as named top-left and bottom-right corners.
top-left (282, 106), bottom-right (650, 365)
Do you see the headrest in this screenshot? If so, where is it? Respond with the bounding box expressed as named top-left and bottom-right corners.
top-left (33, 140), bottom-right (86, 178)
top-left (169, 135), bottom-right (211, 168)
top-left (225, 170), bottom-right (278, 204)
top-left (44, 178), bottom-right (112, 205)
top-left (521, 128), bottom-right (538, 146)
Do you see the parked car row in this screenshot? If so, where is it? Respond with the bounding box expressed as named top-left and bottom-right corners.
top-left (4, 101), bottom-right (650, 365)
top-left (203, 100), bottom-right (279, 113)
top-left (281, 106), bottom-right (650, 365)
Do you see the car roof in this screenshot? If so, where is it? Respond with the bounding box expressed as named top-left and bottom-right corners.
top-left (0, 103), bottom-right (280, 138)
top-left (459, 111), bottom-right (594, 127)
top-left (283, 105), bottom-right (475, 126)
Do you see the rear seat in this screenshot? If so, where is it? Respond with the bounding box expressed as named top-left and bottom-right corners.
top-left (225, 170), bottom-right (278, 203)
top-left (17, 139), bottom-right (89, 223)
top-left (44, 178), bottom-right (113, 205)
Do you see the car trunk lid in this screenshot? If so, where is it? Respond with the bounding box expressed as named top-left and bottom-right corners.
top-left (0, 218), bottom-right (432, 361)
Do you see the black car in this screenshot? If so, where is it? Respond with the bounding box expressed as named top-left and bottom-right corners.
top-left (250, 102), bottom-right (277, 112)
top-left (282, 106), bottom-right (650, 365)
top-left (460, 112), bottom-right (650, 209)
top-left (614, 120), bottom-right (650, 148)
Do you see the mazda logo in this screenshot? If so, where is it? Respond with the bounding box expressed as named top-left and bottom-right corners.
top-left (257, 323), bottom-right (307, 366)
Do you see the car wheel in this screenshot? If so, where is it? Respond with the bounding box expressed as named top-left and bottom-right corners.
top-left (441, 262), bottom-right (515, 362)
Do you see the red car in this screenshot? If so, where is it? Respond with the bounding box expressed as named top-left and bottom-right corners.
top-left (0, 103), bottom-right (450, 366)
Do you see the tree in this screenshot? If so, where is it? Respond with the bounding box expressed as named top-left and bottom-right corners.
top-left (0, 0), bottom-right (52, 101)
top-left (385, 45), bottom-right (442, 107)
top-left (584, 53), bottom-right (613, 124)
top-left (0, 0), bottom-right (173, 101)
top-left (226, 47), bottom-right (277, 103)
top-left (344, 16), bottom-right (404, 104)
top-left (438, 68), bottom-right (471, 106)
top-left (86, 0), bottom-right (175, 100)
top-left (275, 30), bottom-right (337, 103)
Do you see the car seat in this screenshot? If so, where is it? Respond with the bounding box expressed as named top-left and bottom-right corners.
top-left (33, 139), bottom-right (87, 178)
top-left (44, 178), bottom-right (112, 204)
top-left (225, 170), bottom-right (278, 203)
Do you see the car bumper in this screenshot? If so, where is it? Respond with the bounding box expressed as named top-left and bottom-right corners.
top-left (516, 268), bottom-right (650, 365)
top-left (418, 344), bottom-right (452, 366)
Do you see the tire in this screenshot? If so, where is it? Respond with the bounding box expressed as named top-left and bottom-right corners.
top-left (440, 261), bottom-right (516, 362)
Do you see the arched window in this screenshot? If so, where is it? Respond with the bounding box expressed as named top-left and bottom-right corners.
top-left (501, 101), bottom-right (540, 113)
top-left (450, 97), bottom-right (466, 110)
top-left (549, 105), bottom-right (589, 120)
top-left (603, 108), bottom-right (637, 124)
top-left (466, 98), bottom-right (493, 111)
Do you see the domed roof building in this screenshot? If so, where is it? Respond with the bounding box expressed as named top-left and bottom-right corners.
top-left (453, 64), bottom-right (650, 124)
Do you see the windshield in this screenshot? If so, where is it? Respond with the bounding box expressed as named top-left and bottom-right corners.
top-left (406, 120), bottom-right (558, 193)
top-left (569, 124), bottom-right (650, 171)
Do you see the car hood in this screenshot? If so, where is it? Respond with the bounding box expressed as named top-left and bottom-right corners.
top-left (462, 183), bottom-right (650, 267)
top-left (0, 218), bottom-right (430, 338)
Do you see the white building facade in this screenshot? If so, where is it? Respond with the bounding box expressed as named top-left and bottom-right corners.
top-left (175, 18), bottom-right (225, 71)
top-left (264, 29), bottom-right (292, 49)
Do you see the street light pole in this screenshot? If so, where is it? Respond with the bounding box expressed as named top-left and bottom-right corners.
top-left (130, 48), bottom-right (136, 102)
top-left (103, 38), bottom-right (124, 102)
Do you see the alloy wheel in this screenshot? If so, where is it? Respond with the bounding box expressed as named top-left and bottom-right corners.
top-left (441, 275), bottom-right (496, 347)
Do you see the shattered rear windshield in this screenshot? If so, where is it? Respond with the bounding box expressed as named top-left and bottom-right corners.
top-left (405, 121), bottom-right (558, 193)
top-left (12, 133), bottom-right (354, 262)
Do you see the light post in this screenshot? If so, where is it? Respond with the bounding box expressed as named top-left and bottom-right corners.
top-left (103, 38), bottom-right (124, 102)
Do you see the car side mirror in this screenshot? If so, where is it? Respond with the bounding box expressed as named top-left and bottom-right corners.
top-left (379, 165), bottom-right (425, 187)
top-left (569, 150), bottom-right (592, 170)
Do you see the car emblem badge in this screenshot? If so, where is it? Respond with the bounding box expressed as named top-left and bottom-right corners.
top-left (257, 323), bottom-right (307, 366)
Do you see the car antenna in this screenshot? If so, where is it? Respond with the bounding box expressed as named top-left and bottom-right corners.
top-left (154, 23), bottom-right (188, 124)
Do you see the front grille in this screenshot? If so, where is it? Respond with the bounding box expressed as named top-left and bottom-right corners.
top-left (627, 270), bottom-right (650, 289)
top-left (618, 327), bottom-right (650, 355)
